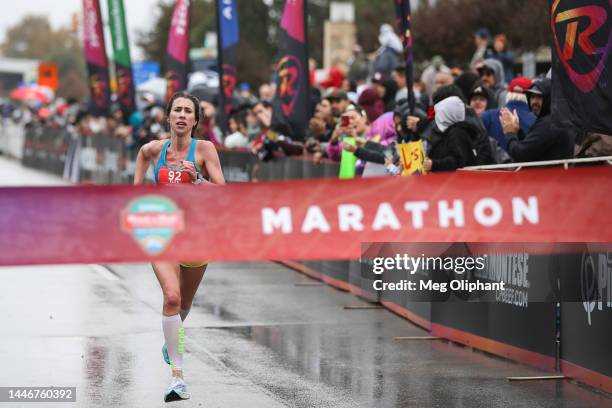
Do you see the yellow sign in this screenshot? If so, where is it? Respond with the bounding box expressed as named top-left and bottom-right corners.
top-left (398, 140), bottom-right (427, 176)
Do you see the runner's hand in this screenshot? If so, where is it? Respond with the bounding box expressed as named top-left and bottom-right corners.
top-left (181, 161), bottom-right (197, 181)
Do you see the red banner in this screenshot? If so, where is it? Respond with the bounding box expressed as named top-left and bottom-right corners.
top-left (0, 166), bottom-right (611, 266)
top-left (164, 0), bottom-right (191, 103)
top-left (82, 0), bottom-right (111, 116)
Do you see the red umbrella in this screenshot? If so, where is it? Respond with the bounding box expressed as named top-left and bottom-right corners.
top-left (10, 86), bottom-right (52, 103)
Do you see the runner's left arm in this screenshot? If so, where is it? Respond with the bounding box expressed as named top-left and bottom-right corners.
top-left (200, 141), bottom-right (226, 186)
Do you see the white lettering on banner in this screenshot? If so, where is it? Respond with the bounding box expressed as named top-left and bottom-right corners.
top-left (262, 207), bottom-right (292, 234)
top-left (338, 204), bottom-right (364, 231)
top-left (512, 197), bottom-right (539, 224)
top-left (301, 206), bottom-right (330, 233)
top-left (222, 0), bottom-right (233, 20)
top-left (476, 253), bottom-right (530, 308)
top-left (372, 203), bottom-right (401, 230)
top-left (260, 196), bottom-right (540, 234)
top-left (439, 200), bottom-right (465, 228)
top-left (474, 198), bottom-right (503, 227)
top-left (110, 0), bottom-right (124, 51)
top-left (404, 201), bottom-right (429, 229)
top-left (84, 0), bottom-right (100, 49)
top-left (173, 0), bottom-right (190, 36)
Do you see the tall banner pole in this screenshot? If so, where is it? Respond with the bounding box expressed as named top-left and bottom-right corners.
top-left (394, 0), bottom-right (416, 116)
top-left (394, 0), bottom-right (426, 174)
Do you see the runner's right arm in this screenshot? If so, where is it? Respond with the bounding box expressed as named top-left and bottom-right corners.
top-left (134, 141), bottom-right (160, 185)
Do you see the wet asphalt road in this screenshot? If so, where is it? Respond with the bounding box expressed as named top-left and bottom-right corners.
top-left (0, 156), bottom-right (611, 407)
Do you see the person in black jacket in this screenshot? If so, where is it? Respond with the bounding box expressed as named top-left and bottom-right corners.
top-left (499, 78), bottom-right (574, 162)
top-left (424, 96), bottom-right (477, 172)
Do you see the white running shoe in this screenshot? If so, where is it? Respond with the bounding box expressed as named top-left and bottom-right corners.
top-left (164, 376), bottom-right (190, 402)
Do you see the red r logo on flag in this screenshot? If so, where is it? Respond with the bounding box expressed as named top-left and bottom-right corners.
top-left (551, 0), bottom-right (611, 93)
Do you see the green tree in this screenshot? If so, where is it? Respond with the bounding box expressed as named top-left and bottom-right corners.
top-left (136, 0), bottom-right (551, 87)
top-left (137, 0), bottom-right (274, 86)
top-left (412, 0), bottom-right (551, 66)
top-left (1, 15), bottom-right (88, 98)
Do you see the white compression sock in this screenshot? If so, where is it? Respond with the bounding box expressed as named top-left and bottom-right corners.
top-left (162, 314), bottom-right (184, 371)
top-left (179, 308), bottom-right (190, 322)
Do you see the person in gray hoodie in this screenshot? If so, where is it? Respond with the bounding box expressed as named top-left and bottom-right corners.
top-left (423, 96), bottom-right (478, 172)
top-left (476, 58), bottom-right (507, 109)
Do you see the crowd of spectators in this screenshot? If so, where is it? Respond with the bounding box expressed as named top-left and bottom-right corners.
top-left (2, 23), bottom-right (609, 178)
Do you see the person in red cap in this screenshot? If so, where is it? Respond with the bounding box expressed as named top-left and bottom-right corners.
top-left (480, 76), bottom-right (536, 153)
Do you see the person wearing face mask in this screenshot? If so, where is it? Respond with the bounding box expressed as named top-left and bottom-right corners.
top-left (499, 78), bottom-right (574, 162)
top-left (133, 91), bottom-right (225, 402)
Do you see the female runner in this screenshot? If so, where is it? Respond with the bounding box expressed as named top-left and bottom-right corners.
top-left (133, 92), bottom-right (225, 402)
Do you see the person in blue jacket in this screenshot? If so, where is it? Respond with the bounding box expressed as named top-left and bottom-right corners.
top-left (480, 77), bottom-right (536, 152)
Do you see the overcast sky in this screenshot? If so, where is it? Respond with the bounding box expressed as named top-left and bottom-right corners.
top-left (0, 0), bottom-right (167, 61)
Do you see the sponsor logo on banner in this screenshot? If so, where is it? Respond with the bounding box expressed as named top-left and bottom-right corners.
top-left (121, 195), bottom-right (185, 255)
top-left (551, 0), bottom-right (611, 93)
top-left (276, 54), bottom-right (303, 116)
top-left (581, 251), bottom-right (612, 325)
top-left (165, 70), bottom-right (181, 101)
top-left (89, 73), bottom-right (108, 109)
top-left (478, 253), bottom-right (530, 308)
top-left (116, 67), bottom-right (133, 108)
top-left (222, 63), bottom-right (237, 112)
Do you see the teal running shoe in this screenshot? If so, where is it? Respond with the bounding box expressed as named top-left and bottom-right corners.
top-left (164, 376), bottom-right (190, 402)
top-left (162, 344), bottom-right (170, 365)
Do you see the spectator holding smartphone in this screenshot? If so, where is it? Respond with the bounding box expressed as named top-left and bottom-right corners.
top-left (326, 105), bottom-right (369, 162)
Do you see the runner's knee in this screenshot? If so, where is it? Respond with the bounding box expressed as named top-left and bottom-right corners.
top-left (164, 290), bottom-right (181, 311)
